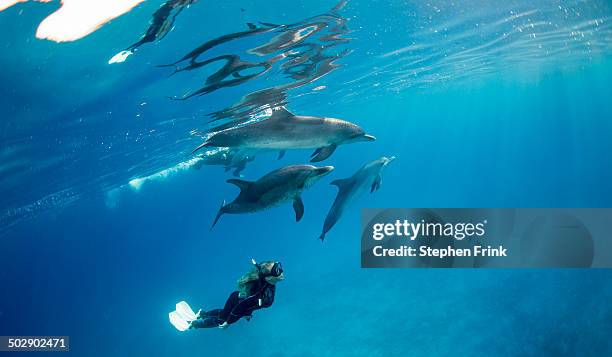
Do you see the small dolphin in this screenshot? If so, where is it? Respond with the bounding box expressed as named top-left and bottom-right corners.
top-left (193, 148), bottom-right (255, 177)
top-left (192, 107), bottom-right (375, 162)
top-left (319, 156), bottom-right (396, 241)
top-left (211, 164), bottom-right (334, 229)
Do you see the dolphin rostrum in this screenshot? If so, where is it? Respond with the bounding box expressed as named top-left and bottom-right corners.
top-left (192, 107), bottom-right (375, 162)
top-left (211, 164), bottom-right (334, 229)
top-left (319, 156), bottom-right (396, 241)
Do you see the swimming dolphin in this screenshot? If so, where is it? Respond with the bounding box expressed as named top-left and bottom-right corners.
top-left (211, 164), bottom-right (334, 229)
top-left (192, 107), bottom-right (375, 162)
top-left (193, 148), bottom-right (255, 177)
top-left (319, 156), bottom-right (396, 241)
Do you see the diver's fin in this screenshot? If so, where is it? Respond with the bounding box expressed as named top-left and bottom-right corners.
top-left (269, 107), bottom-right (295, 120)
top-left (211, 200), bottom-right (226, 230)
top-left (310, 144), bottom-right (337, 162)
top-left (108, 50), bottom-right (133, 64)
top-left (176, 301), bottom-right (197, 322)
top-left (227, 179), bottom-right (253, 191)
top-left (330, 178), bottom-right (351, 188)
top-left (277, 150), bottom-right (286, 160)
top-left (371, 174), bottom-right (382, 193)
top-left (169, 311), bottom-right (190, 331)
top-left (247, 22), bottom-right (257, 30)
top-left (293, 196), bottom-right (304, 222)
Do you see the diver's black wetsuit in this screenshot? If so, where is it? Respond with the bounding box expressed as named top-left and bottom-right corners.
top-left (191, 277), bottom-right (276, 328)
top-left (127, 0), bottom-right (195, 51)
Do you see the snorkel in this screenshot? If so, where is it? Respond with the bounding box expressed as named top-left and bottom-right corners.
top-left (251, 258), bottom-right (284, 279)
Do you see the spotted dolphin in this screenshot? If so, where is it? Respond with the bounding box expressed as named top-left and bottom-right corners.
top-left (211, 164), bottom-right (334, 229)
top-left (319, 156), bottom-right (396, 241)
top-left (193, 148), bottom-right (255, 177)
top-left (193, 107), bottom-right (375, 162)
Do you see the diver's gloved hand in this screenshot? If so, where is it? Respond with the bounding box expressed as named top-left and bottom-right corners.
top-left (218, 322), bottom-right (229, 329)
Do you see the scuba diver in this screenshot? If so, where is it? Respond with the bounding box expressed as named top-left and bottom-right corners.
top-left (125, 0), bottom-right (196, 52)
top-left (109, 0), bottom-right (197, 64)
top-left (169, 260), bottom-right (284, 331)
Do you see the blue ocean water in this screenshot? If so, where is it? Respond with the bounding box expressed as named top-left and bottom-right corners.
top-left (1, 0), bottom-right (612, 355)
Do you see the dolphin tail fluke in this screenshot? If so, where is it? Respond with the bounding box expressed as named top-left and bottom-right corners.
top-left (210, 200), bottom-right (226, 230)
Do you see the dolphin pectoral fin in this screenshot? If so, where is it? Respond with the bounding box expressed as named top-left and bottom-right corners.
top-left (277, 150), bottom-right (286, 160)
top-left (371, 174), bottom-right (382, 193)
top-left (293, 197), bottom-right (305, 222)
top-left (211, 200), bottom-right (226, 230)
top-left (227, 179), bottom-right (253, 192)
top-left (310, 144), bottom-right (337, 162)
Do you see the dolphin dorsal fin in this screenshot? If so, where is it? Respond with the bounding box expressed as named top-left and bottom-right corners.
top-left (269, 107), bottom-right (295, 120)
top-left (227, 178), bottom-right (253, 191)
top-left (330, 178), bottom-right (351, 188)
